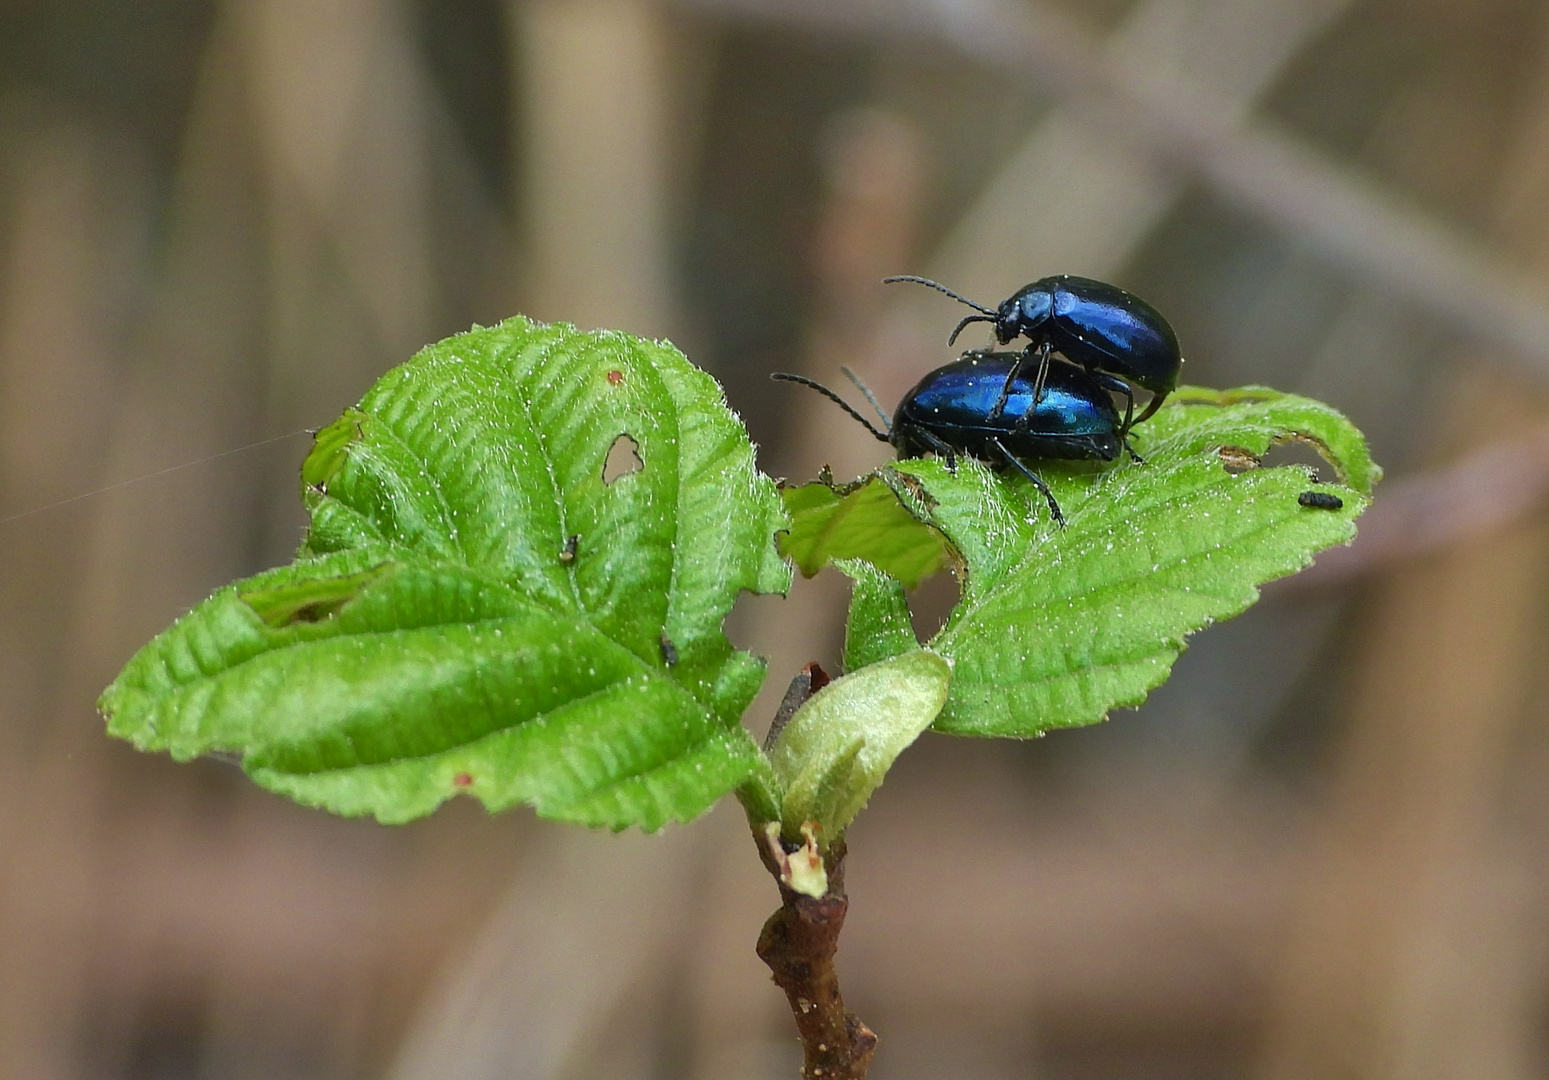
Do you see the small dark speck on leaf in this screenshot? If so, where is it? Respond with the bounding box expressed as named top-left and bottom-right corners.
top-left (453, 772), bottom-right (474, 788)
top-left (603, 433), bottom-right (643, 484)
top-left (659, 633), bottom-right (678, 667)
top-left (560, 534), bottom-right (580, 564)
top-left (1298, 491), bottom-right (1344, 510)
top-left (606, 369), bottom-right (624, 385)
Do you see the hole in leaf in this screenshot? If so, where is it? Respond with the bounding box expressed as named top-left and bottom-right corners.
top-left (908, 568), bottom-right (961, 643)
top-left (603, 433), bottom-right (643, 484)
top-left (723, 577), bottom-right (848, 727)
top-left (1261, 438), bottom-right (1331, 481)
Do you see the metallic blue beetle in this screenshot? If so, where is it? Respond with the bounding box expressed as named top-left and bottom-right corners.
top-left (885, 274), bottom-right (1182, 427)
top-left (772, 351), bottom-right (1134, 527)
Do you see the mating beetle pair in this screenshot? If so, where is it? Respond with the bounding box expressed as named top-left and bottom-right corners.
top-left (774, 276), bottom-right (1182, 526)
top-left (774, 351), bottom-right (1135, 527)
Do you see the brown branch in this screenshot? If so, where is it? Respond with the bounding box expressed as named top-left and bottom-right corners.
top-left (752, 663), bottom-right (875, 1079)
top-left (755, 835), bottom-right (876, 1079)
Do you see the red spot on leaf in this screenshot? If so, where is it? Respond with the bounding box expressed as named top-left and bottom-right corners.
top-left (606, 370), bottom-right (624, 385)
top-left (453, 772), bottom-right (474, 788)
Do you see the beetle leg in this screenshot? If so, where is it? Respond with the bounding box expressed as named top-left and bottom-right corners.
top-left (989, 436), bottom-right (1066, 528)
top-left (1026, 340), bottom-right (1053, 410)
top-left (993, 340), bottom-right (1055, 423)
top-left (1130, 390), bottom-right (1168, 426)
top-left (1091, 372), bottom-right (1135, 434)
top-left (988, 343), bottom-right (1032, 420)
top-left (912, 426), bottom-right (959, 473)
top-left (1123, 436), bottom-right (1145, 464)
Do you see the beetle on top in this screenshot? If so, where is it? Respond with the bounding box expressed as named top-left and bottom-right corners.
top-left (885, 274), bottom-right (1183, 429)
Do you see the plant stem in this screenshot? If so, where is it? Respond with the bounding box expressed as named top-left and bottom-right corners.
top-left (754, 835), bottom-right (876, 1079)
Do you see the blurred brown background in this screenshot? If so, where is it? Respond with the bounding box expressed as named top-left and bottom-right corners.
top-left (5, 0), bottom-right (1549, 1077)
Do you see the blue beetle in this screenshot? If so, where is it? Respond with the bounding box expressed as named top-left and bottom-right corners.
top-left (772, 351), bottom-right (1135, 527)
top-left (884, 274), bottom-right (1182, 428)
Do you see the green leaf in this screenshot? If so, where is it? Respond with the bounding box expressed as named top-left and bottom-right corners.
top-left (876, 386), bottom-right (1376, 737)
top-left (838, 558), bottom-right (916, 672)
top-left (101, 317), bottom-right (790, 829)
top-left (768, 649), bottom-right (951, 842)
top-left (779, 472), bottom-right (951, 588)
top-left (239, 562), bottom-right (398, 626)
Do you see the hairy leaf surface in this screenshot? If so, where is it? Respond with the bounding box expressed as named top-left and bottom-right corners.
top-left (779, 474), bottom-right (950, 588)
top-left (817, 387), bottom-right (1377, 736)
top-left (839, 559), bottom-right (916, 673)
top-left (768, 649), bottom-right (951, 841)
top-left (101, 317), bottom-right (789, 828)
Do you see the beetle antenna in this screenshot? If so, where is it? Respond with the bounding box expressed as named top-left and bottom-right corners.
top-left (883, 275), bottom-right (995, 315)
top-left (838, 366), bottom-right (891, 428)
top-left (770, 373), bottom-right (890, 441)
top-left (947, 313), bottom-right (996, 345)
